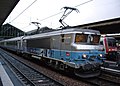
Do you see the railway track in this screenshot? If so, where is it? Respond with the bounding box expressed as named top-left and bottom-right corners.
top-left (0, 49), bottom-right (63, 86)
top-left (80, 71), bottom-right (120, 86)
top-left (0, 48), bottom-right (120, 86)
top-left (86, 76), bottom-right (119, 86)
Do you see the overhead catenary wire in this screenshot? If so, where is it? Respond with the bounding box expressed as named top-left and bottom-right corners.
top-left (24, 0), bottom-right (93, 30)
top-left (39, 0), bottom-right (93, 22)
top-left (8, 0), bottom-right (93, 31)
top-left (9, 0), bottom-right (93, 23)
top-left (9, 0), bottom-right (37, 23)
top-left (75, 0), bottom-right (93, 7)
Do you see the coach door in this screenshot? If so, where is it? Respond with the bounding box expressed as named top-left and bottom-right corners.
top-left (22, 40), bottom-right (27, 52)
top-left (17, 40), bottom-right (21, 50)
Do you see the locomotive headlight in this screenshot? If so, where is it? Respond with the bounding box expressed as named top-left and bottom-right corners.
top-left (99, 54), bottom-right (103, 57)
top-left (82, 54), bottom-right (87, 59)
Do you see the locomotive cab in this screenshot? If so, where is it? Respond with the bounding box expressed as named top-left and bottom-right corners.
top-left (70, 32), bottom-right (105, 77)
top-left (72, 33), bottom-right (104, 60)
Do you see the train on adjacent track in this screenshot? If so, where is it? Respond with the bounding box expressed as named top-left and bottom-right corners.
top-left (100, 36), bottom-right (120, 66)
top-left (0, 7), bottom-right (106, 78)
top-left (100, 36), bottom-right (117, 61)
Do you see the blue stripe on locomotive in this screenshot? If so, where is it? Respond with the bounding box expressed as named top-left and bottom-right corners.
top-left (26, 47), bottom-right (104, 64)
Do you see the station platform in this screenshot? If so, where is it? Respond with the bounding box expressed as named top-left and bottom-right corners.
top-left (0, 62), bottom-right (13, 86)
top-left (101, 60), bottom-right (120, 75)
top-left (0, 60), bottom-right (24, 86)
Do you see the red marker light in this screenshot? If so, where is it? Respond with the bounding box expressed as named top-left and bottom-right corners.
top-left (66, 52), bottom-right (70, 56)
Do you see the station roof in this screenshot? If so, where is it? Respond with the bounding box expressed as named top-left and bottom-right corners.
top-left (75, 17), bottom-right (120, 34)
top-left (0, 0), bottom-right (120, 38)
top-left (0, 0), bottom-right (20, 26)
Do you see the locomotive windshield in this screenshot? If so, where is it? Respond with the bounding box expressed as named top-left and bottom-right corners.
top-left (75, 33), bottom-right (100, 44)
top-left (108, 38), bottom-right (117, 47)
top-left (75, 33), bottom-right (88, 43)
top-left (89, 35), bottom-right (100, 44)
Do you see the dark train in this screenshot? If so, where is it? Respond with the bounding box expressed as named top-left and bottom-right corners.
top-left (100, 36), bottom-right (117, 60)
top-left (0, 7), bottom-right (105, 78)
top-left (100, 36), bottom-right (120, 66)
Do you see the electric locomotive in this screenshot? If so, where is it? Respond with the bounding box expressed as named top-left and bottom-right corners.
top-left (0, 7), bottom-right (105, 78)
top-left (0, 28), bottom-right (105, 78)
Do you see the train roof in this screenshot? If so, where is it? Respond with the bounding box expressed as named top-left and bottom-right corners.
top-left (0, 28), bottom-right (100, 42)
top-left (0, 36), bottom-right (23, 42)
top-left (101, 35), bottom-right (116, 39)
top-left (24, 28), bottom-right (100, 40)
